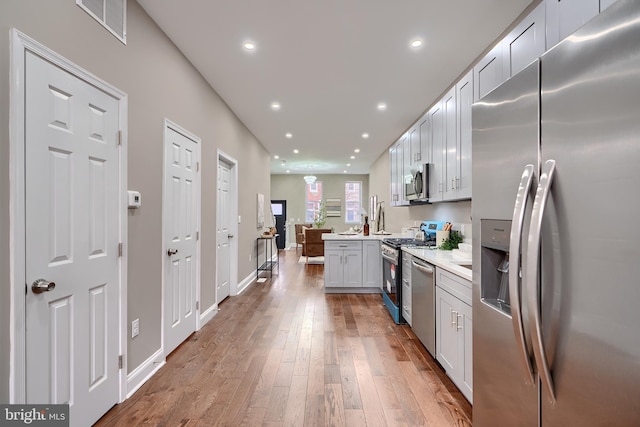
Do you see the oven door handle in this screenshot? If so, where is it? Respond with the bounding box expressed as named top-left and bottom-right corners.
top-left (381, 251), bottom-right (397, 264)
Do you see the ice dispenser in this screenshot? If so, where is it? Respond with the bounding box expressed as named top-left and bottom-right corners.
top-left (481, 219), bottom-right (512, 315)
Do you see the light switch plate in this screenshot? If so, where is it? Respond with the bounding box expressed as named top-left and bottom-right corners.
top-left (131, 319), bottom-right (140, 338)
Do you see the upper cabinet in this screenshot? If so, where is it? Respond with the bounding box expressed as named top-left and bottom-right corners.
top-left (474, 43), bottom-right (504, 102)
top-left (503, 3), bottom-right (546, 79)
top-left (442, 87), bottom-right (457, 200)
top-left (452, 70), bottom-right (473, 200)
top-left (429, 100), bottom-right (444, 202)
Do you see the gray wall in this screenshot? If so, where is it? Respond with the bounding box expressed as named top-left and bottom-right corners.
top-left (368, 150), bottom-right (472, 235)
top-left (271, 174), bottom-right (370, 234)
top-left (0, 0), bottom-right (271, 399)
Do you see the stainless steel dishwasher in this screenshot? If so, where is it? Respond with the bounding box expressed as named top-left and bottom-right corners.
top-left (411, 257), bottom-right (436, 356)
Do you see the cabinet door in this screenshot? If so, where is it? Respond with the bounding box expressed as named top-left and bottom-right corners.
top-left (402, 280), bottom-right (412, 326)
top-left (324, 250), bottom-right (344, 287)
top-left (436, 287), bottom-right (458, 375)
top-left (474, 43), bottom-right (504, 101)
top-left (343, 249), bottom-right (363, 287)
top-left (363, 241), bottom-right (381, 288)
top-left (502, 3), bottom-right (546, 78)
top-left (400, 134), bottom-right (411, 205)
top-left (389, 144), bottom-right (399, 206)
top-left (546, 0), bottom-right (599, 48)
top-left (429, 101), bottom-right (444, 202)
top-left (419, 114), bottom-right (431, 166)
top-left (600, 0), bottom-right (617, 11)
top-left (409, 125), bottom-right (421, 167)
top-left (443, 87), bottom-right (457, 199)
top-left (458, 301), bottom-right (473, 403)
top-left (455, 70), bottom-right (473, 200)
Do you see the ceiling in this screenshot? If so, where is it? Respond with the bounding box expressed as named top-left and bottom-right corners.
top-left (137, 0), bottom-right (533, 175)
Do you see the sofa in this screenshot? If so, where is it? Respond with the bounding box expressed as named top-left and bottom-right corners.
top-left (302, 228), bottom-right (332, 261)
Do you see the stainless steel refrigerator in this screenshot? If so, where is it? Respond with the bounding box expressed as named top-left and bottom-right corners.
top-left (471, 1), bottom-right (640, 425)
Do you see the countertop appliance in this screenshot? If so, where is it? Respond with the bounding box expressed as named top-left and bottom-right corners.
top-left (472, 2), bottom-right (640, 425)
top-left (381, 237), bottom-right (433, 324)
top-left (420, 221), bottom-right (446, 244)
top-left (411, 257), bottom-right (436, 356)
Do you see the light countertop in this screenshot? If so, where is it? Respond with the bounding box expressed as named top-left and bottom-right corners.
top-left (322, 232), bottom-right (405, 241)
top-left (402, 247), bottom-right (472, 282)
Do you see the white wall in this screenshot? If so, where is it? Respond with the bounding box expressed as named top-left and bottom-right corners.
top-left (0, 0), bottom-right (271, 397)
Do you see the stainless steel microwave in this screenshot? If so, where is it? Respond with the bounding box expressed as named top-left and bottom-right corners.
top-left (406, 163), bottom-right (430, 202)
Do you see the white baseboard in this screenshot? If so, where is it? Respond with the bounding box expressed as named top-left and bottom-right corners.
top-left (237, 270), bottom-right (256, 295)
top-left (199, 303), bottom-right (218, 328)
top-left (126, 348), bottom-right (165, 399)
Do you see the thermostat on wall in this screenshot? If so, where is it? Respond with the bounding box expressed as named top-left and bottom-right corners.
top-left (128, 190), bottom-right (142, 209)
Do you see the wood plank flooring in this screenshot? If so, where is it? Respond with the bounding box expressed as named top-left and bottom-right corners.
top-left (96, 249), bottom-right (472, 426)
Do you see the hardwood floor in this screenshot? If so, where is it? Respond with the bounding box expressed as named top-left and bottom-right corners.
top-left (96, 249), bottom-right (472, 426)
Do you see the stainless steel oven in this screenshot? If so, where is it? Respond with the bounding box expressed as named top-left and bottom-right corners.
top-left (381, 237), bottom-right (434, 324)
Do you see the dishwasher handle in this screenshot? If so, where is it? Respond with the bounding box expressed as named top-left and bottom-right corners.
top-left (411, 259), bottom-right (434, 275)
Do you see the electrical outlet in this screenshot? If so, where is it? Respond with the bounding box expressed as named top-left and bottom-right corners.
top-left (249, 253), bottom-right (252, 261)
top-left (131, 319), bottom-right (140, 338)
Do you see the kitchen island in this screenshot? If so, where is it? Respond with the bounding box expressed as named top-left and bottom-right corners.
top-left (321, 233), bottom-right (401, 293)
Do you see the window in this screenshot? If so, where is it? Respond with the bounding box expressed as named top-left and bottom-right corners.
top-left (77, 0), bottom-right (127, 44)
top-left (345, 181), bottom-right (362, 224)
top-left (305, 181), bottom-right (323, 222)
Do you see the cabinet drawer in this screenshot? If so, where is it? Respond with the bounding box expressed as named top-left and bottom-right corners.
top-left (325, 240), bottom-right (362, 251)
top-left (437, 268), bottom-right (472, 306)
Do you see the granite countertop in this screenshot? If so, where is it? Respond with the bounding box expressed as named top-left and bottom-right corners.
top-left (402, 247), bottom-right (472, 282)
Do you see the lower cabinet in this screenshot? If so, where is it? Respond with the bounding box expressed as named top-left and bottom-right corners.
top-left (325, 241), bottom-right (363, 288)
top-left (362, 240), bottom-right (382, 289)
top-left (436, 271), bottom-right (473, 403)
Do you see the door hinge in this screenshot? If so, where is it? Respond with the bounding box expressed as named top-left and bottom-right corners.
top-left (119, 355), bottom-right (124, 369)
top-left (196, 301), bottom-right (200, 311)
top-left (117, 130), bottom-right (123, 146)
top-left (118, 242), bottom-right (123, 257)
top-left (197, 231), bottom-right (199, 241)
top-left (197, 161), bottom-right (200, 172)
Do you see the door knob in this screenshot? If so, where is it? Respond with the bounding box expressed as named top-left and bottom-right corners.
top-left (32, 279), bottom-right (56, 294)
top-left (228, 234), bottom-right (234, 239)
top-left (167, 248), bottom-right (179, 256)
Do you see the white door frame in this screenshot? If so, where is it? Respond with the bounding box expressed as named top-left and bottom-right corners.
top-left (216, 150), bottom-right (239, 297)
top-left (9, 29), bottom-right (128, 403)
top-left (161, 119), bottom-right (202, 350)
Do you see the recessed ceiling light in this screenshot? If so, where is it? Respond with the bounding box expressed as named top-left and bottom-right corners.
top-left (350, 155), bottom-right (355, 159)
top-left (270, 102), bottom-right (281, 111)
top-left (377, 102), bottom-right (387, 111)
top-left (243, 41), bottom-right (256, 51)
top-left (410, 39), bottom-right (423, 48)
top-left (286, 170), bottom-right (290, 173)
top-left (274, 155), bottom-right (279, 159)
top-left (346, 163), bottom-right (351, 167)
top-left (361, 133), bottom-right (369, 139)
top-left (354, 149), bottom-right (360, 153)
top-left (293, 149), bottom-right (299, 154)
top-left (344, 170), bottom-right (348, 173)
top-left (285, 133), bottom-right (292, 139)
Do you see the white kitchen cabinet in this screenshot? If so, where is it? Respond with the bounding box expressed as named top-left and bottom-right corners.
top-left (454, 70), bottom-right (473, 200)
top-left (419, 113), bottom-right (431, 166)
top-left (401, 134), bottom-right (412, 205)
top-left (474, 43), bottom-right (504, 101)
top-left (600, 0), bottom-right (617, 11)
top-left (546, 0), bottom-right (599, 48)
top-left (324, 240), bottom-right (363, 288)
top-left (362, 240), bottom-right (382, 289)
top-left (442, 87), bottom-right (457, 200)
top-left (436, 268), bottom-right (473, 403)
top-left (389, 142), bottom-right (400, 206)
top-left (429, 100), bottom-right (444, 202)
top-left (402, 254), bottom-right (412, 326)
top-left (503, 3), bottom-right (546, 79)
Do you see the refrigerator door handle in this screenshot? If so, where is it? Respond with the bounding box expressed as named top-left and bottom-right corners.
top-left (526, 159), bottom-right (557, 403)
top-left (509, 164), bottom-right (536, 385)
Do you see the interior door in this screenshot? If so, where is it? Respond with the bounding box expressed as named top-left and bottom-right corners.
top-left (271, 200), bottom-right (286, 249)
top-left (216, 159), bottom-right (232, 303)
top-left (25, 51), bottom-right (121, 427)
top-left (163, 124), bottom-right (200, 355)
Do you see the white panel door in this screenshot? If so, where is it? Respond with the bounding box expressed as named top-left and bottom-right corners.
top-left (25, 51), bottom-right (120, 427)
top-left (216, 159), bottom-right (232, 303)
top-left (163, 125), bottom-right (200, 355)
